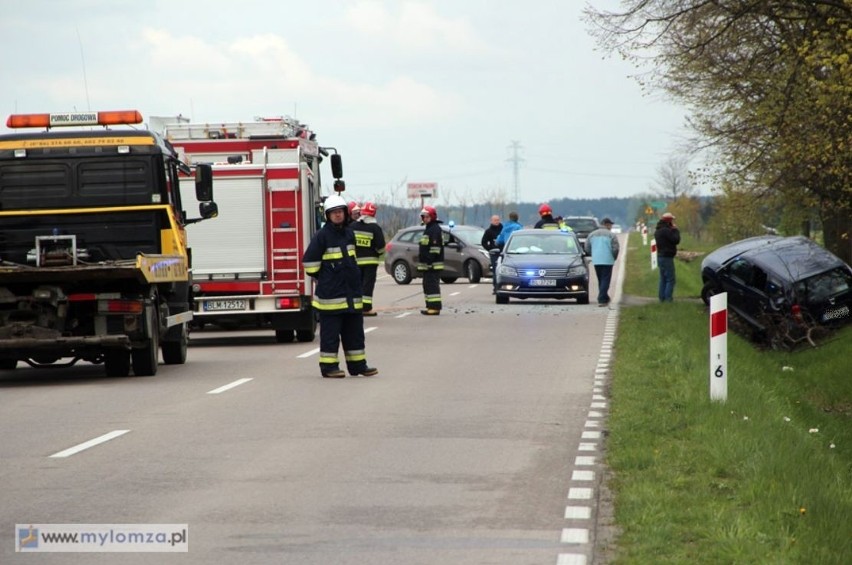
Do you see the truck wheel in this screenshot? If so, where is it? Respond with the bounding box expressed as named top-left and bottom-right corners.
top-left (296, 328), bottom-right (315, 342)
top-left (0, 359), bottom-right (17, 370)
top-left (104, 350), bottom-right (131, 377)
top-left (275, 329), bottom-right (294, 343)
top-left (132, 307), bottom-right (160, 377)
top-left (162, 324), bottom-right (188, 365)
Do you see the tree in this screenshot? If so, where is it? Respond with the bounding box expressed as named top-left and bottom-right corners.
top-left (651, 154), bottom-right (695, 200)
top-left (585, 1), bottom-right (852, 263)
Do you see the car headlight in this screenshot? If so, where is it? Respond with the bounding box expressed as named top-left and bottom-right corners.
top-left (567, 265), bottom-right (587, 276)
top-left (498, 265), bottom-right (517, 277)
top-left (478, 249), bottom-right (490, 259)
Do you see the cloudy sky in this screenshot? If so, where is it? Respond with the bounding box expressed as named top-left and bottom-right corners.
top-left (1, 0), bottom-right (692, 206)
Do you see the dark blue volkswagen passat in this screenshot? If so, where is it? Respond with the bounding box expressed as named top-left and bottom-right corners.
top-left (495, 229), bottom-right (589, 305)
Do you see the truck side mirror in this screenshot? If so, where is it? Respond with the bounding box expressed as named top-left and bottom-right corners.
top-left (330, 154), bottom-right (343, 179)
top-left (195, 163), bottom-right (213, 202)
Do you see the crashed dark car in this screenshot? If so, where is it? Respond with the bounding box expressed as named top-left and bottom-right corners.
top-left (700, 235), bottom-right (852, 347)
top-left (495, 229), bottom-right (589, 304)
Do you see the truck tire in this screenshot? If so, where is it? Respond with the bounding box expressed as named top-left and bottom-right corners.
top-left (162, 323), bottom-right (188, 365)
top-left (275, 329), bottom-right (294, 343)
top-left (0, 359), bottom-right (17, 370)
top-left (296, 328), bottom-right (315, 342)
top-left (132, 305), bottom-right (160, 377)
top-left (104, 350), bottom-right (131, 377)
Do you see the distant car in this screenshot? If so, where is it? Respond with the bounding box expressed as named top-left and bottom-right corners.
top-left (611, 224), bottom-right (623, 234)
top-left (562, 216), bottom-right (600, 247)
top-left (384, 224), bottom-right (491, 285)
top-left (495, 229), bottom-right (589, 304)
top-left (701, 235), bottom-right (852, 345)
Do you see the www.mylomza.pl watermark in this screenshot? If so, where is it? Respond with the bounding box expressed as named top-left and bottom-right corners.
top-left (16, 524), bottom-right (188, 552)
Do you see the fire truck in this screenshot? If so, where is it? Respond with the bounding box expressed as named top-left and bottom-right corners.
top-left (162, 116), bottom-right (344, 342)
top-left (0, 110), bottom-right (218, 376)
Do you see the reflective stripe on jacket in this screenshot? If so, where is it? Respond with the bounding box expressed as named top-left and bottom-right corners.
top-left (302, 222), bottom-right (364, 313)
top-left (352, 218), bottom-right (386, 266)
top-left (417, 221), bottom-right (444, 271)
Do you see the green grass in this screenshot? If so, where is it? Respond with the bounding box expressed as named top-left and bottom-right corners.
top-left (608, 233), bottom-right (852, 564)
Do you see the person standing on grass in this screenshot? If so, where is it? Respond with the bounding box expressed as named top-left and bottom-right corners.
top-left (654, 212), bottom-right (681, 302)
top-left (585, 217), bottom-right (619, 307)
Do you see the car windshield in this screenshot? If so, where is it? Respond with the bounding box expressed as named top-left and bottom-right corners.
top-left (448, 226), bottom-right (485, 245)
top-left (565, 219), bottom-right (598, 232)
top-left (507, 234), bottom-right (579, 254)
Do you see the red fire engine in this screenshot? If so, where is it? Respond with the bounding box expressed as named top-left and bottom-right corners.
top-left (163, 116), bottom-right (343, 342)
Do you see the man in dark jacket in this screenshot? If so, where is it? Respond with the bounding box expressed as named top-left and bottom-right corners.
top-left (418, 205), bottom-right (444, 315)
top-left (654, 212), bottom-right (681, 302)
top-left (481, 215), bottom-right (503, 293)
top-left (303, 195), bottom-right (377, 378)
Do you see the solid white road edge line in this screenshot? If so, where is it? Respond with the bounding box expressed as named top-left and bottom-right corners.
top-left (207, 378), bottom-right (253, 395)
top-left (49, 430), bottom-right (130, 458)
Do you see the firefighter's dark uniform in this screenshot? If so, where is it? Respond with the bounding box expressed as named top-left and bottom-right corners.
top-left (418, 221), bottom-right (444, 313)
top-left (303, 218), bottom-right (372, 377)
top-left (534, 214), bottom-right (560, 230)
top-left (352, 217), bottom-right (386, 314)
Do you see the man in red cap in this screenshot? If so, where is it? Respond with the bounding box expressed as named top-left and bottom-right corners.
top-left (654, 212), bottom-right (680, 302)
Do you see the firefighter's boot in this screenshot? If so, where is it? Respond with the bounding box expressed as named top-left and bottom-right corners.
top-left (322, 368), bottom-right (346, 378)
top-left (420, 309), bottom-right (440, 316)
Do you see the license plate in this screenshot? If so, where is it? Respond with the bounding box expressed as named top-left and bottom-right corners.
top-left (203, 299), bottom-right (247, 312)
top-left (529, 279), bottom-right (556, 287)
top-left (822, 304), bottom-right (850, 322)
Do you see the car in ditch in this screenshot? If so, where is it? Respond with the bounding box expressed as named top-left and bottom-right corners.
top-left (494, 229), bottom-right (589, 304)
top-left (700, 235), bottom-right (852, 347)
top-left (384, 224), bottom-right (491, 285)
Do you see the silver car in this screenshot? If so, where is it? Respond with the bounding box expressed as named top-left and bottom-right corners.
top-left (384, 224), bottom-right (492, 284)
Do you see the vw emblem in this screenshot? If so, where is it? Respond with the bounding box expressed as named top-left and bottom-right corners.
top-left (538, 269), bottom-right (547, 277)
top-left (828, 297), bottom-right (836, 305)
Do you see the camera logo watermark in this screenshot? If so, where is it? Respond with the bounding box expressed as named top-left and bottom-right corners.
top-left (16, 524), bottom-right (188, 552)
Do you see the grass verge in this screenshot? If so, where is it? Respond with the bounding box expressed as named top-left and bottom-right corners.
top-left (608, 233), bottom-right (852, 563)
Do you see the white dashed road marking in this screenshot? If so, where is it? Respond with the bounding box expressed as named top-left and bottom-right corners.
top-left (207, 378), bottom-right (253, 395)
top-left (49, 430), bottom-right (130, 458)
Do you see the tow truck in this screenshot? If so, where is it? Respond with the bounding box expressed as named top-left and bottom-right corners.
top-left (0, 110), bottom-right (217, 376)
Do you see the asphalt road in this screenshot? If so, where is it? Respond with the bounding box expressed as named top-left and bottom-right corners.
top-left (0, 243), bottom-right (625, 564)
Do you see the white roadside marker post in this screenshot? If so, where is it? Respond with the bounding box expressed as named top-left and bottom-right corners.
top-left (710, 292), bottom-right (728, 402)
top-left (650, 238), bottom-right (657, 270)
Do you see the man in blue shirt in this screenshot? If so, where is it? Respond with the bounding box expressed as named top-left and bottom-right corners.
top-left (584, 217), bottom-right (620, 307)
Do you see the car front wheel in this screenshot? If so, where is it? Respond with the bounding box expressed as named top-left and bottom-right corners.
top-left (465, 260), bottom-right (482, 283)
top-left (701, 282), bottom-right (721, 306)
top-left (392, 260), bottom-right (412, 285)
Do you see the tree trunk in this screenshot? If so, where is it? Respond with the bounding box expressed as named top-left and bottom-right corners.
top-left (820, 204), bottom-right (851, 265)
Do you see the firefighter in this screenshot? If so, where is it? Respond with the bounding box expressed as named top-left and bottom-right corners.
top-left (418, 205), bottom-right (444, 315)
top-left (534, 203), bottom-right (560, 230)
top-left (352, 201), bottom-right (386, 316)
top-left (348, 201), bottom-right (361, 222)
top-left (302, 195), bottom-right (378, 378)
